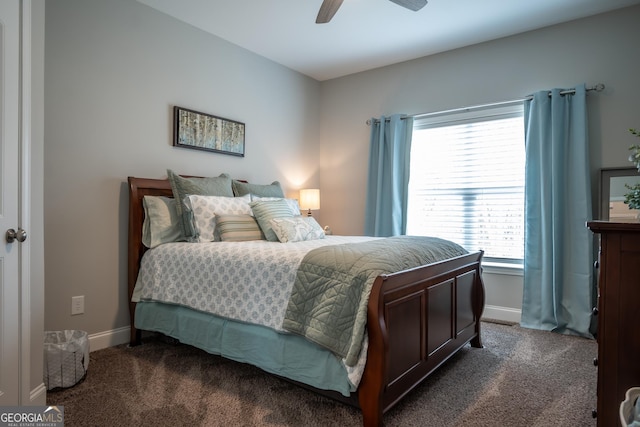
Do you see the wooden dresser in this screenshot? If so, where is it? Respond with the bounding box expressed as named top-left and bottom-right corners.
top-left (587, 220), bottom-right (640, 426)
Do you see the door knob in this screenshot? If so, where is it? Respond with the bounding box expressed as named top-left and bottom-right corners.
top-left (6, 228), bottom-right (27, 243)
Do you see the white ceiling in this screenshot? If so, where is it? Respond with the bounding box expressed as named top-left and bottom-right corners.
top-left (137, 0), bottom-right (640, 81)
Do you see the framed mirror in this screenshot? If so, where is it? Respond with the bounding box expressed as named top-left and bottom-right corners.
top-left (600, 167), bottom-right (640, 220)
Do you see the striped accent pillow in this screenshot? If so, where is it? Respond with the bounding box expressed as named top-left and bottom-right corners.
top-left (249, 199), bottom-right (294, 241)
top-left (216, 214), bottom-right (264, 242)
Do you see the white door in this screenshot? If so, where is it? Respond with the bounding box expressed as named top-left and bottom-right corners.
top-left (0, 0), bottom-right (21, 406)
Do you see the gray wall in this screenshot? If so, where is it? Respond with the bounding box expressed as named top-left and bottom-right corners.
top-left (44, 1), bottom-right (640, 342)
top-left (318, 5), bottom-right (640, 319)
top-left (318, 5), bottom-right (640, 235)
top-left (44, 0), bottom-right (320, 341)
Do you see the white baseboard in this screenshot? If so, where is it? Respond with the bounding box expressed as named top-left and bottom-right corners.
top-left (482, 304), bottom-right (521, 324)
top-left (88, 326), bottom-right (130, 352)
top-left (89, 307), bottom-right (521, 353)
top-left (30, 383), bottom-right (46, 405)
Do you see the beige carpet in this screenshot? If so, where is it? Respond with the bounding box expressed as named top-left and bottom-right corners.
top-left (47, 322), bottom-right (597, 426)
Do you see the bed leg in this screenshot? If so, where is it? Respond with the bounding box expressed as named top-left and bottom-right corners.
top-left (129, 301), bottom-right (141, 346)
top-left (361, 411), bottom-right (382, 427)
top-left (129, 328), bottom-right (142, 347)
top-left (471, 327), bottom-right (483, 348)
top-left (358, 346), bottom-right (384, 425)
top-left (359, 398), bottom-right (383, 427)
top-left (471, 266), bottom-right (486, 349)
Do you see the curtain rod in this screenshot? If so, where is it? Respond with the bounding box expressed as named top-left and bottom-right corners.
top-left (366, 83), bottom-right (605, 125)
top-left (524, 83), bottom-right (605, 100)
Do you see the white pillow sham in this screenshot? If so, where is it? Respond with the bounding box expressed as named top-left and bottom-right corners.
top-left (185, 194), bottom-right (252, 242)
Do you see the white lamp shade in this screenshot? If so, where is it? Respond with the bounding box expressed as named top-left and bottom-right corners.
top-left (299, 188), bottom-right (320, 211)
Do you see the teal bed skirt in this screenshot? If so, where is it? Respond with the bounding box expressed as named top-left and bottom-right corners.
top-left (135, 301), bottom-right (356, 396)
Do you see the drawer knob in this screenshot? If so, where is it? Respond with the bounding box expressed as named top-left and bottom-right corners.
top-left (593, 358), bottom-right (598, 366)
top-left (592, 307), bottom-right (599, 316)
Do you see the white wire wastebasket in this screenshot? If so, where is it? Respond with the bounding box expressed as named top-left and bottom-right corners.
top-left (44, 330), bottom-right (89, 390)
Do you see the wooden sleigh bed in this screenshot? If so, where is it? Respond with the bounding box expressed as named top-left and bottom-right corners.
top-left (127, 176), bottom-right (486, 426)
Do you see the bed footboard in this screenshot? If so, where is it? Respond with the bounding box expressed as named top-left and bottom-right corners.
top-left (359, 251), bottom-right (485, 426)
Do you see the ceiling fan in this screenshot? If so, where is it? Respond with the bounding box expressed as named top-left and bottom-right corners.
top-left (316, 0), bottom-right (428, 24)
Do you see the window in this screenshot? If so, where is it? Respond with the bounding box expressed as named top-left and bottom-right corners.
top-left (406, 103), bottom-right (525, 263)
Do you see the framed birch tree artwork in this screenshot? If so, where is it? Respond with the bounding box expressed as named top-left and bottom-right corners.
top-left (173, 106), bottom-right (245, 157)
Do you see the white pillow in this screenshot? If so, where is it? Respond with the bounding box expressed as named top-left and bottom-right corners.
top-left (185, 194), bottom-right (251, 242)
top-left (270, 216), bottom-right (325, 243)
top-left (251, 195), bottom-right (301, 216)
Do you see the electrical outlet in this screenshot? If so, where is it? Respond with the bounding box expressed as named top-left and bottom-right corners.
top-left (71, 295), bottom-right (84, 315)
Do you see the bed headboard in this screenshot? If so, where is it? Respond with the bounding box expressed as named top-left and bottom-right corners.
top-left (127, 177), bottom-right (173, 293)
top-left (127, 175), bottom-right (247, 344)
top-left (127, 176), bottom-right (174, 344)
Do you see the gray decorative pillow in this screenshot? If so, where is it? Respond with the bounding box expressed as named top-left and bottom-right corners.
top-left (270, 216), bottom-right (325, 243)
top-left (249, 199), bottom-right (294, 242)
top-left (216, 214), bottom-right (264, 242)
top-left (233, 180), bottom-right (284, 198)
top-left (142, 196), bottom-right (184, 248)
top-left (167, 169), bottom-right (233, 238)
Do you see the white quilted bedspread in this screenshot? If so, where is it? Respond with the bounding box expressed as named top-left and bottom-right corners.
top-left (132, 235), bottom-right (378, 331)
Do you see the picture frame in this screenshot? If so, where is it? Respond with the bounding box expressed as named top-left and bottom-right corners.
top-left (173, 106), bottom-right (245, 157)
top-left (599, 167), bottom-right (640, 220)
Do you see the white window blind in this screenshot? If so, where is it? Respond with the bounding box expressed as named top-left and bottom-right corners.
top-left (406, 103), bottom-right (525, 262)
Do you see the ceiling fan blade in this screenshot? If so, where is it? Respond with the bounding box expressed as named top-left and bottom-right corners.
top-left (316, 0), bottom-right (344, 24)
top-left (388, 0), bottom-right (428, 12)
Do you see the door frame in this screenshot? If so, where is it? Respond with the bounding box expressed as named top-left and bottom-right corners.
top-left (0, 0), bottom-right (22, 406)
top-left (20, 0), bottom-right (38, 405)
